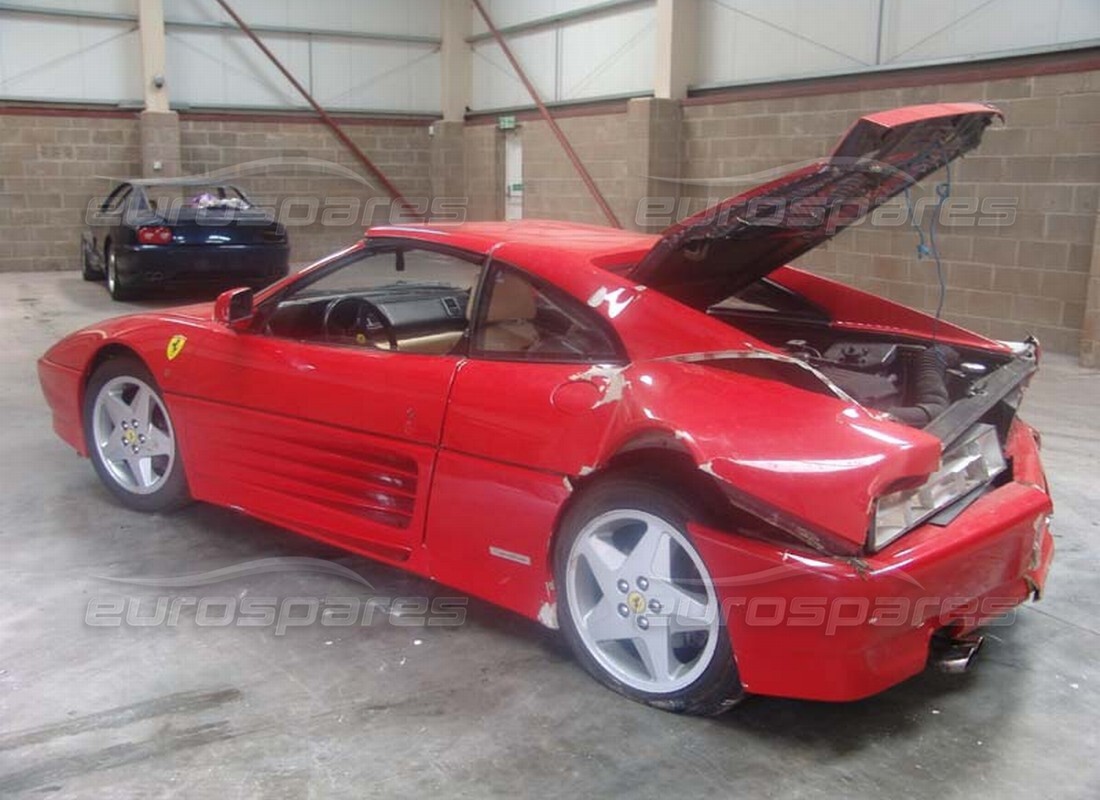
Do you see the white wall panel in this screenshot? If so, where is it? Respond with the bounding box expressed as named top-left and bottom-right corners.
top-left (0, 15), bottom-right (142, 103)
top-left (695, 0), bottom-right (880, 87)
top-left (470, 1), bottom-right (656, 110)
top-left (881, 0), bottom-right (1100, 65)
top-left (162, 0), bottom-right (441, 112)
top-left (4, 0), bottom-right (1099, 111)
top-left (471, 0), bottom-right (604, 35)
top-left (1, 0), bottom-right (442, 112)
top-left (471, 29), bottom-right (557, 110)
top-left (24, 0), bottom-right (135, 14)
top-left (559, 4), bottom-right (654, 101)
top-left (165, 0), bottom-right (441, 39)
top-left (311, 39), bottom-right (440, 113)
top-left (166, 28), bottom-right (309, 108)
top-left (694, 0), bottom-right (1100, 89)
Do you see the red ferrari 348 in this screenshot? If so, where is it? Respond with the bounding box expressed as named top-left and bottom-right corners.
top-left (39, 104), bottom-right (1054, 715)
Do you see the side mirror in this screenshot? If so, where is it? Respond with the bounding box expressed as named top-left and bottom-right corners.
top-left (214, 287), bottom-right (254, 330)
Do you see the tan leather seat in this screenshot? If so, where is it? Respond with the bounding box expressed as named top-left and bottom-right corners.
top-left (480, 271), bottom-right (540, 352)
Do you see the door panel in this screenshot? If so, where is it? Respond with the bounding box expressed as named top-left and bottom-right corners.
top-left (441, 262), bottom-right (625, 473)
top-left (427, 260), bottom-right (632, 605)
top-left (165, 325), bottom-right (458, 553)
top-left (426, 450), bottom-right (569, 621)
top-left (429, 359), bottom-right (616, 616)
top-left (441, 359), bottom-right (614, 477)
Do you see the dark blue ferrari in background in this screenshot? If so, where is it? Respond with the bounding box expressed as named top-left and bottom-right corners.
top-left (81, 177), bottom-right (289, 300)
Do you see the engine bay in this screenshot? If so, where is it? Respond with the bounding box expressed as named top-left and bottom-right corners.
top-left (784, 338), bottom-right (1000, 428)
top-left (706, 279), bottom-right (1014, 431)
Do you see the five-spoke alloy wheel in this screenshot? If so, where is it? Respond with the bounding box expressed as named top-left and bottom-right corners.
top-left (84, 357), bottom-right (189, 511)
top-left (555, 477), bottom-right (742, 715)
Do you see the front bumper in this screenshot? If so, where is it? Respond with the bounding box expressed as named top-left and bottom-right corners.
top-left (38, 356), bottom-right (86, 456)
top-left (691, 417), bottom-right (1054, 702)
top-left (115, 244), bottom-right (289, 288)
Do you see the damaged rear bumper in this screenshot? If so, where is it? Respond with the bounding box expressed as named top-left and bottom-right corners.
top-left (689, 417), bottom-right (1054, 702)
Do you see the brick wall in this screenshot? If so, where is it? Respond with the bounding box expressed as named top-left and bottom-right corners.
top-left (3, 61), bottom-right (1098, 358)
top-left (179, 118), bottom-right (433, 265)
top-left (0, 113), bottom-right (141, 273)
top-left (493, 70), bottom-right (1099, 355)
top-left (463, 123), bottom-right (503, 221)
top-left (517, 112), bottom-right (636, 227)
top-left (680, 71), bottom-right (1100, 354)
top-left (1085, 214), bottom-right (1100, 365)
top-left (0, 111), bottom-right (433, 275)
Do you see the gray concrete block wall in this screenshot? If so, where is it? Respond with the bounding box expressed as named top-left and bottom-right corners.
top-left (179, 118), bottom-right (433, 265)
top-left (485, 71), bottom-right (1098, 358)
top-left (0, 113), bottom-right (141, 273)
top-left (462, 123), bottom-right (503, 222)
top-left (1084, 213), bottom-right (1100, 366)
top-left (429, 121), bottom-right (466, 203)
top-left (513, 112), bottom-right (636, 227)
top-left (140, 110), bottom-right (181, 179)
top-left (2, 64), bottom-right (1097, 360)
top-left (0, 112), bottom-right (434, 274)
top-left (679, 71), bottom-right (1100, 356)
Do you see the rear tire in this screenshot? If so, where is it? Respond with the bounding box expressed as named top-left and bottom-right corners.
top-left (83, 356), bottom-right (190, 512)
top-left (554, 476), bottom-right (743, 715)
top-left (105, 247), bottom-right (136, 301)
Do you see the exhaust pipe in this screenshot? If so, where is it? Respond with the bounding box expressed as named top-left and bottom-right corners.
top-left (930, 633), bottom-right (984, 674)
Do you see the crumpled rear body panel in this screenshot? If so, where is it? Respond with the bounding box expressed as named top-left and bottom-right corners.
top-left (688, 418), bottom-right (1053, 701)
top-left (570, 355), bottom-right (942, 553)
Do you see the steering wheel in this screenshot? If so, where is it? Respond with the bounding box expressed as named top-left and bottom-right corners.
top-left (322, 296), bottom-right (398, 350)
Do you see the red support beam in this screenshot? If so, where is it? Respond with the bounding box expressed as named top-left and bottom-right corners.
top-left (213, 0), bottom-right (423, 219)
top-left (471, 0), bottom-right (622, 229)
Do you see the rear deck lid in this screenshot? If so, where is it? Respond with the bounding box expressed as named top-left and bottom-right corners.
top-left (628, 103), bottom-right (1002, 304)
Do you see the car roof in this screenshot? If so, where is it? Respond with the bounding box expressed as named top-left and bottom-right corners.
top-left (366, 221), bottom-right (658, 272)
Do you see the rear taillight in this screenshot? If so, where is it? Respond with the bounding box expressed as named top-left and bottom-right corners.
top-left (137, 226), bottom-right (173, 245)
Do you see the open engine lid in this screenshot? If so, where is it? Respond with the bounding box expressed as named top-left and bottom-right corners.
top-left (628, 103), bottom-right (1002, 303)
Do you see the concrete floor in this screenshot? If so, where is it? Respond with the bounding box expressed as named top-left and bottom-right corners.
top-left (1, 272), bottom-right (1097, 800)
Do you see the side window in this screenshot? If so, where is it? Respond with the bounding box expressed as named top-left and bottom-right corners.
top-left (261, 245), bottom-right (483, 355)
top-left (473, 265), bottom-right (622, 362)
top-left (299, 249), bottom-right (401, 295)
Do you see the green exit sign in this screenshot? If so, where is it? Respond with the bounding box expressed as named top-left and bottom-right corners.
top-left (498, 115), bottom-right (516, 131)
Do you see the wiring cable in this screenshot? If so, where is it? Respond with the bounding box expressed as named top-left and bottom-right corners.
top-left (903, 144), bottom-right (953, 343)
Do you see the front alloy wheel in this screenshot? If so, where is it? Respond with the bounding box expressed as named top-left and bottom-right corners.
top-left (555, 478), bottom-right (742, 715)
top-left (84, 357), bottom-right (189, 511)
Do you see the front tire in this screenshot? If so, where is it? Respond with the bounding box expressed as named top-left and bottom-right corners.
top-left (83, 356), bottom-right (190, 512)
top-left (81, 239), bottom-right (101, 281)
top-left (554, 477), bottom-right (743, 715)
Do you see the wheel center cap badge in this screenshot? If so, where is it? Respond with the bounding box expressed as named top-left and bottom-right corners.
top-left (626, 591), bottom-right (646, 614)
top-left (123, 429), bottom-right (137, 446)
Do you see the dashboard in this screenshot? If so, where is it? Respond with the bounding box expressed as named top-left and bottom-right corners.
top-left (264, 284), bottom-right (472, 348)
